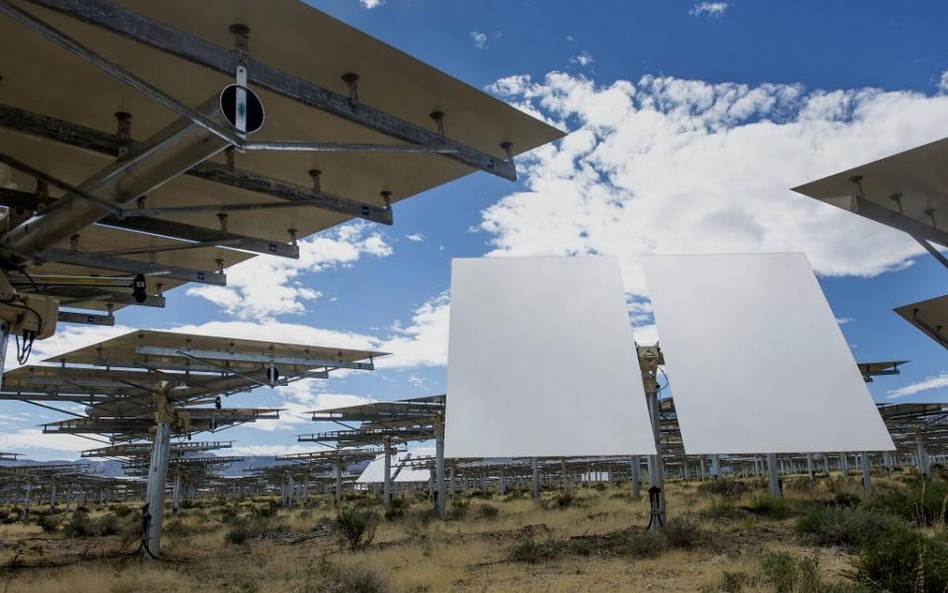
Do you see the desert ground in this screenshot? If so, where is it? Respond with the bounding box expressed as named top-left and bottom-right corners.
top-left (1, 468), bottom-right (946, 593)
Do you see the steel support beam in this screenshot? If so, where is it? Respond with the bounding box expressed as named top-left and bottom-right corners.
top-left (19, 0), bottom-right (517, 181)
top-left (631, 455), bottom-right (641, 498)
top-left (861, 452), bottom-right (873, 496)
top-left (531, 457), bottom-right (539, 502)
top-left (806, 453), bottom-right (815, 483)
top-left (144, 420), bottom-right (171, 558)
top-left (39, 248), bottom-right (226, 285)
top-left (435, 430), bottom-right (445, 520)
top-left (766, 453), bottom-right (782, 499)
top-left (0, 104), bottom-right (392, 226)
top-left (135, 345), bottom-right (374, 370)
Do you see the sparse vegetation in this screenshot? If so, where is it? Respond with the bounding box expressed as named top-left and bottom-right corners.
top-left (0, 473), bottom-right (945, 592)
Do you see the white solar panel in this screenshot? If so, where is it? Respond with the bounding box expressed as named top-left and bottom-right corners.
top-left (444, 257), bottom-right (657, 458)
top-left (641, 253), bottom-right (894, 454)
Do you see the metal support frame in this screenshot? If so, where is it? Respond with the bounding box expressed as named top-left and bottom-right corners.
top-left (861, 452), bottom-right (873, 496)
top-left (435, 424), bottom-right (446, 520)
top-left (17, 0), bottom-right (518, 181)
top-left (334, 460), bottom-right (343, 506)
top-left (631, 455), bottom-right (641, 498)
top-left (382, 439), bottom-right (392, 511)
top-left (144, 419), bottom-right (171, 559)
top-left (711, 454), bottom-right (721, 480)
top-left (531, 457), bottom-right (539, 501)
top-left (806, 453), bottom-right (815, 483)
top-left (766, 453), bottom-right (782, 499)
top-left (915, 431), bottom-right (930, 480)
top-left (135, 346), bottom-right (374, 371)
top-left (638, 345), bottom-right (665, 531)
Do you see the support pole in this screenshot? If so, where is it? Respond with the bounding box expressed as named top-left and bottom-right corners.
top-left (144, 419), bottom-right (171, 558)
top-left (915, 431), bottom-right (929, 481)
top-left (531, 457), bottom-right (540, 501)
top-left (171, 469), bottom-right (181, 516)
top-left (840, 452), bottom-right (850, 477)
top-left (22, 482), bottom-right (31, 521)
top-left (383, 440), bottom-right (392, 511)
top-left (435, 423), bottom-right (446, 520)
top-left (334, 460), bottom-right (343, 506)
top-left (883, 450), bottom-right (893, 473)
top-left (639, 345), bottom-right (665, 531)
top-left (766, 453), bottom-right (782, 499)
top-left (861, 452), bottom-right (873, 496)
top-left (806, 453), bottom-right (815, 483)
top-left (711, 454), bottom-right (721, 480)
top-left (49, 481), bottom-right (57, 514)
top-left (560, 459), bottom-right (568, 492)
top-left (631, 455), bottom-right (641, 498)
top-left (287, 473), bottom-right (295, 509)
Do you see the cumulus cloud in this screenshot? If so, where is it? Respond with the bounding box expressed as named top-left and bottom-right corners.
top-left (0, 427), bottom-right (93, 457)
top-left (887, 373), bottom-right (948, 399)
top-left (187, 222), bottom-right (391, 319)
top-left (938, 70), bottom-right (948, 95)
top-left (470, 31), bottom-right (488, 49)
top-left (690, 2), bottom-right (729, 18)
top-left (359, 0), bottom-right (384, 9)
top-left (482, 73), bottom-right (948, 304)
top-left (569, 51), bottom-right (595, 67)
top-left (405, 233), bottom-right (425, 242)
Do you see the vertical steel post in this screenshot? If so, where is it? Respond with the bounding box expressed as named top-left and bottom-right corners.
top-left (766, 453), bottom-right (781, 499)
top-left (48, 481), bottom-right (57, 514)
top-left (639, 345), bottom-right (665, 530)
top-left (383, 439), bottom-right (392, 511)
top-left (840, 453), bottom-right (850, 477)
top-left (915, 431), bottom-right (929, 480)
top-left (560, 459), bottom-right (568, 492)
top-left (531, 457), bottom-right (540, 501)
top-left (711, 454), bottom-right (721, 480)
top-left (435, 424), bottom-right (446, 520)
top-left (806, 453), bottom-right (815, 483)
top-left (171, 469), bottom-right (181, 516)
top-left (22, 482), bottom-right (32, 521)
top-left (144, 419), bottom-right (171, 558)
top-left (861, 452), bottom-right (873, 496)
top-left (631, 456), bottom-right (641, 498)
top-left (882, 450), bottom-right (893, 473)
top-left (334, 460), bottom-right (343, 506)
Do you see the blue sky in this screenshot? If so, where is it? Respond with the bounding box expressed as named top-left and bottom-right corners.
top-left (3, 0), bottom-right (948, 459)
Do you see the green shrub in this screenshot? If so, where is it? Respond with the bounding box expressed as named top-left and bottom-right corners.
top-left (700, 500), bottom-right (748, 521)
top-left (507, 537), bottom-right (564, 564)
top-left (664, 517), bottom-right (703, 548)
top-left (698, 478), bottom-right (749, 498)
top-left (62, 510), bottom-right (95, 537)
top-left (851, 527), bottom-right (948, 593)
top-left (108, 504), bottom-right (135, 517)
top-left (759, 551), bottom-right (801, 593)
top-left (719, 571), bottom-right (749, 593)
top-left (446, 499), bottom-right (469, 520)
top-left (796, 507), bottom-right (901, 548)
top-left (335, 508), bottom-right (379, 551)
top-left (95, 513), bottom-right (120, 536)
top-left (617, 529), bottom-right (668, 557)
top-left (225, 516), bottom-right (288, 545)
top-left (544, 492), bottom-right (575, 509)
top-left (475, 504), bottom-right (499, 520)
top-left (590, 482), bottom-right (607, 492)
top-left (867, 477), bottom-right (948, 527)
top-left (383, 497), bottom-right (408, 521)
top-left (745, 495), bottom-right (794, 520)
top-left (35, 513), bottom-right (61, 532)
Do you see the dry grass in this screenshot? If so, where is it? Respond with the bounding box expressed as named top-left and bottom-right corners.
top-left (0, 474), bottom-right (907, 592)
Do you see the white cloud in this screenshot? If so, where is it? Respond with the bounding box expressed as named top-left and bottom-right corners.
top-left (187, 222), bottom-right (391, 319)
top-left (0, 427), bottom-right (92, 457)
top-left (938, 70), bottom-right (948, 95)
top-left (359, 0), bottom-right (384, 8)
top-left (405, 233), bottom-right (425, 242)
top-left (378, 292), bottom-right (450, 368)
top-left (229, 444), bottom-right (319, 457)
top-left (27, 323), bottom-right (134, 363)
top-left (470, 31), bottom-right (488, 49)
top-left (481, 73), bottom-right (948, 299)
top-left (836, 317), bottom-right (855, 325)
top-left (569, 51), bottom-right (595, 67)
top-left (690, 2), bottom-right (729, 18)
top-left (887, 373), bottom-right (948, 399)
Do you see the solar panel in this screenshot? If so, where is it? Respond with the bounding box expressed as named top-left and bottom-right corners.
top-left (894, 294), bottom-right (948, 350)
top-left (0, 0), bottom-right (563, 374)
top-left (641, 253), bottom-right (894, 454)
top-left (791, 138), bottom-right (948, 256)
top-left (444, 257), bottom-right (657, 458)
